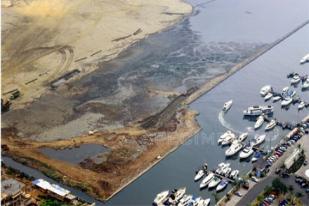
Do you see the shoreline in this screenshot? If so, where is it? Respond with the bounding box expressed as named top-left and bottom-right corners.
top-left (2, 0), bottom-right (193, 109)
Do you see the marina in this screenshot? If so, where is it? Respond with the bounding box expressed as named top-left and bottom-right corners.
top-left (2, 0), bottom-right (309, 205)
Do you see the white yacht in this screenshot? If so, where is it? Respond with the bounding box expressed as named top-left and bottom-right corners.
top-left (264, 93), bottom-right (273, 101)
top-left (230, 170), bottom-right (239, 179)
top-left (208, 176), bottom-right (221, 189)
top-left (216, 179), bottom-right (229, 192)
top-left (223, 100), bottom-right (233, 112)
top-left (225, 141), bottom-right (243, 157)
top-left (290, 75), bottom-right (301, 85)
top-left (153, 190), bottom-right (169, 205)
top-left (260, 85), bottom-right (272, 96)
top-left (200, 173), bottom-right (214, 189)
top-left (239, 145), bottom-right (254, 159)
top-left (178, 194), bottom-right (193, 206)
top-left (194, 170), bottom-right (205, 182)
top-left (243, 105), bottom-right (273, 116)
top-left (221, 134), bottom-right (237, 146)
top-left (300, 53), bottom-right (309, 64)
top-left (167, 187), bottom-right (186, 205)
top-left (254, 115), bottom-right (264, 130)
top-left (302, 78), bottom-right (309, 89)
top-left (251, 134), bottom-right (266, 147)
top-left (238, 132), bottom-right (248, 142)
top-left (298, 101), bottom-right (305, 110)
top-left (265, 119), bottom-right (276, 131)
top-left (272, 96), bottom-right (282, 102)
top-left (197, 198), bottom-right (210, 206)
top-left (281, 97), bottom-right (293, 107)
top-left (282, 87), bottom-right (296, 98)
top-left (218, 131), bottom-right (235, 145)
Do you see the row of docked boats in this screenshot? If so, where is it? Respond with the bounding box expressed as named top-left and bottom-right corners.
top-left (153, 187), bottom-right (211, 206)
top-left (259, 74), bottom-right (308, 109)
top-left (196, 162), bottom-right (238, 192)
top-left (253, 115), bottom-right (277, 131)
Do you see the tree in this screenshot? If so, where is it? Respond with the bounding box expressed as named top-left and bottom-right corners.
top-left (272, 178), bottom-right (287, 194)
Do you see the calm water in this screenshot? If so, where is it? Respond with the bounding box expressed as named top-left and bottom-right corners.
top-left (40, 144), bottom-right (109, 164)
top-left (2, 0), bottom-right (309, 205)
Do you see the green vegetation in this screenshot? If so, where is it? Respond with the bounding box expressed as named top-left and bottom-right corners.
top-left (272, 178), bottom-right (287, 194)
top-left (40, 198), bottom-right (70, 206)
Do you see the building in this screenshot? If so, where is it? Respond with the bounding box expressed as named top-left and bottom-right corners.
top-left (284, 148), bottom-right (302, 170)
top-left (32, 179), bottom-right (76, 202)
top-left (1, 178), bottom-right (30, 206)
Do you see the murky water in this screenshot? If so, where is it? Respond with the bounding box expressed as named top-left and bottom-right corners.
top-left (2, 0), bottom-right (309, 205)
top-left (40, 144), bottom-right (109, 164)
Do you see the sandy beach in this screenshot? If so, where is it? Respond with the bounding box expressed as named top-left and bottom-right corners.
top-left (2, 0), bottom-right (192, 108)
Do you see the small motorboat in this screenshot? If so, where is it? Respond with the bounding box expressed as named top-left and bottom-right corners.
top-left (264, 93), bottom-right (273, 101)
top-left (265, 119), bottom-right (276, 131)
top-left (239, 145), bottom-right (254, 159)
top-left (223, 100), bottom-right (233, 112)
top-left (238, 132), bottom-right (248, 142)
top-left (200, 173), bottom-right (214, 189)
top-left (243, 105), bottom-right (273, 116)
top-left (218, 131), bottom-right (235, 145)
top-left (300, 53), bottom-right (309, 64)
top-left (167, 187), bottom-right (186, 205)
top-left (298, 101), bottom-right (305, 110)
top-left (216, 179), bottom-right (229, 192)
top-left (251, 151), bottom-right (262, 162)
top-left (194, 169), bottom-right (205, 182)
top-left (221, 134), bottom-right (237, 146)
top-left (282, 87), bottom-right (296, 98)
top-left (178, 194), bottom-right (193, 206)
top-left (260, 85), bottom-right (272, 96)
top-left (272, 96), bottom-right (282, 102)
top-left (225, 141), bottom-right (243, 157)
top-left (302, 78), bottom-right (309, 89)
top-left (251, 134), bottom-right (266, 147)
top-left (208, 176), bottom-right (221, 189)
top-left (254, 115), bottom-right (264, 130)
top-left (197, 198), bottom-right (210, 206)
top-left (153, 190), bottom-right (169, 205)
top-left (230, 170), bottom-right (239, 179)
top-left (290, 74), bottom-right (301, 85)
top-left (281, 97), bottom-right (293, 107)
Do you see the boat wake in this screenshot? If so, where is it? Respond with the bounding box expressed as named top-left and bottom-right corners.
top-left (218, 111), bottom-right (242, 133)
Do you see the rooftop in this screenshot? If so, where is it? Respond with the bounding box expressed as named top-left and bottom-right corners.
top-left (1, 179), bottom-right (25, 200)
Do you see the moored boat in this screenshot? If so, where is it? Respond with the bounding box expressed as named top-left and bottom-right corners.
top-left (178, 194), bottom-right (193, 206)
top-left (264, 92), bottom-right (273, 101)
top-left (239, 145), bottom-right (254, 159)
top-left (290, 74), bottom-right (301, 85)
top-left (216, 179), bottom-right (229, 192)
top-left (298, 101), bottom-right (305, 110)
top-left (302, 78), bottom-right (309, 89)
top-left (225, 141), bottom-right (243, 157)
top-left (300, 53), bottom-right (309, 64)
top-left (281, 97), bottom-right (293, 107)
top-left (251, 151), bottom-right (262, 162)
top-left (238, 132), bottom-right (248, 142)
top-left (260, 85), bottom-right (272, 96)
top-left (208, 176), bottom-right (221, 189)
top-left (197, 198), bottom-right (210, 206)
top-left (265, 119), bottom-right (277, 131)
top-left (167, 187), bottom-right (186, 205)
top-left (272, 95), bottom-right (282, 102)
top-left (251, 134), bottom-right (266, 147)
top-left (243, 105), bottom-right (273, 116)
top-left (194, 170), bottom-right (205, 182)
top-left (218, 131), bottom-right (235, 145)
top-left (153, 190), bottom-right (169, 206)
top-left (254, 115), bottom-right (264, 129)
top-left (200, 172), bottom-right (214, 189)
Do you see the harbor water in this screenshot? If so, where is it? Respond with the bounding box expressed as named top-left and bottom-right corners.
top-left (2, 0), bottom-right (309, 205)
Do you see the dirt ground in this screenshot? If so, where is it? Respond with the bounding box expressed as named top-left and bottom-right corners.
top-left (2, 108), bottom-right (200, 200)
top-left (1, 0), bottom-right (192, 109)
